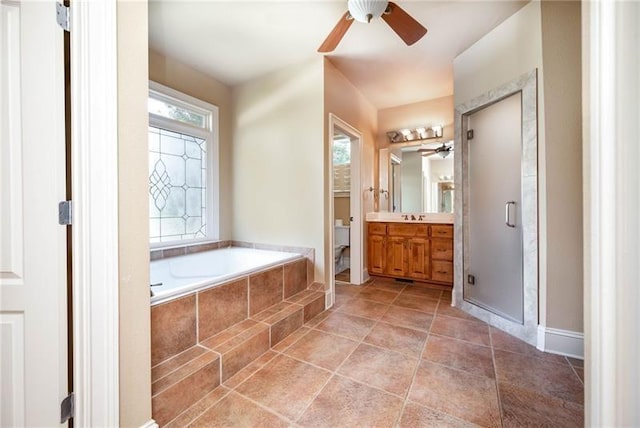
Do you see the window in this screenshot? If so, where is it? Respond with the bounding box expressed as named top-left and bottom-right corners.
top-left (148, 82), bottom-right (219, 246)
top-left (333, 137), bottom-right (351, 194)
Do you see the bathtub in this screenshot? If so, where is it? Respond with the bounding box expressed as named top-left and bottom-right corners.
top-left (150, 247), bottom-right (304, 305)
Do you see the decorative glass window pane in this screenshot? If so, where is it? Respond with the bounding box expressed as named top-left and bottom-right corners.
top-left (149, 126), bottom-right (207, 243)
top-left (148, 97), bottom-right (208, 129)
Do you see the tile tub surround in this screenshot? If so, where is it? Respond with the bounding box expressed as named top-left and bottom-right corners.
top-left (151, 257), bottom-right (326, 426)
top-left (158, 278), bottom-right (584, 427)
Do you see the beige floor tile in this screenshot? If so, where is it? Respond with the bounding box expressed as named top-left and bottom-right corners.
top-left (380, 305), bottom-right (433, 332)
top-left (337, 343), bottom-right (418, 396)
top-left (493, 349), bottom-right (584, 405)
top-left (499, 382), bottom-right (584, 427)
top-left (367, 279), bottom-right (406, 293)
top-left (422, 334), bottom-right (494, 379)
top-left (297, 375), bottom-right (403, 427)
top-left (399, 401), bottom-right (478, 428)
top-left (315, 312), bottom-right (376, 341)
top-left (490, 326), bottom-right (567, 365)
top-left (409, 360), bottom-right (501, 427)
top-left (436, 303), bottom-right (482, 321)
top-left (364, 322), bottom-right (428, 357)
top-left (392, 293), bottom-right (439, 313)
top-left (285, 329), bottom-right (358, 371)
top-left (357, 287), bottom-right (400, 304)
top-left (430, 315), bottom-right (490, 346)
top-left (190, 391), bottom-right (289, 427)
top-left (164, 386), bottom-right (230, 428)
top-left (400, 285), bottom-right (442, 300)
top-left (235, 354), bottom-right (331, 420)
top-left (336, 297), bottom-right (389, 320)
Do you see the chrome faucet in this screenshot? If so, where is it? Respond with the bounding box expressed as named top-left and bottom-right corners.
top-left (402, 214), bottom-right (409, 221)
top-left (411, 214), bottom-right (416, 221)
top-left (418, 215), bottom-right (424, 221)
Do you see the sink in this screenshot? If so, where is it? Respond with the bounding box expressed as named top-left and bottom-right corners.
top-left (365, 212), bottom-right (454, 224)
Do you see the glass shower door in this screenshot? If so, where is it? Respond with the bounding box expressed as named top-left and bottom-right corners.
top-left (466, 92), bottom-right (524, 323)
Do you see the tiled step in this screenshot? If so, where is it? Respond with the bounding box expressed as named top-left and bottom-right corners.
top-left (200, 319), bottom-right (271, 383)
top-left (153, 287), bottom-right (328, 426)
top-left (251, 301), bottom-right (304, 346)
top-left (151, 345), bottom-right (221, 426)
top-left (286, 289), bottom-right (325, 323)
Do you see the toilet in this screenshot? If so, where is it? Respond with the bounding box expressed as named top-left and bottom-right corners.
top-left (334, 225), bottom-right (350, 272)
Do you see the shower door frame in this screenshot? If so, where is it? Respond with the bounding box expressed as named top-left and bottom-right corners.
top-left (453, 70), bottom-right (539, 346)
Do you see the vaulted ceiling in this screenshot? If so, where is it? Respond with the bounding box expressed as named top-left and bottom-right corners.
top-left (149, 1), bottom-right (528, 109)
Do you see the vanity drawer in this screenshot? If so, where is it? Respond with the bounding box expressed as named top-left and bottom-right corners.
top-left (431, 261), bottom-right (453, 283)
top-left (431, 239), bottom-right (453, 261)
top-left (368, 222), bottom-right (387, 235)
top-left (430, 225), bottom-right (453, 239)
top-left (388, 223), bottom-right (428, 237)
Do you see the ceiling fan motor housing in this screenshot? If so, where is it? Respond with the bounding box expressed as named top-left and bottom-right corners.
top-left (348, 0), bottom-right (389, 23)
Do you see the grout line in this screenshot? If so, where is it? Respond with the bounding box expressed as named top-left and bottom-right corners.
top-left (195, 292), bottom-right (200, 343)
top-left (163, 385), bottom-right (232, 428)
top-left (229, 389), bottom-right (297, 425)
top-left (292, 302), bottom-right (382, 425)
top-left (567, 361), bottom-right (585, 386)
top-left (488, 324), bottom-right (506, 427)
top-left (394, 294), bottom-right (438, 427)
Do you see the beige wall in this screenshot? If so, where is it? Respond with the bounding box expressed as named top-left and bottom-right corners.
top-left (334, 196), bottom-right (351, 226)
top-left (540, 0), bottom-right (582, 332)
top-left (231, 59), bottom-right (325, 282)
top-left (454, 1), bottom-right (583, 332)
top-left (117, 1), bottom-right (152, 426)
top-left (377, 95), bottom-right (455, 150)
top-left (148, 50), bottom-right (233, 240)
top-left (324, 59), bottom-right (378, 285)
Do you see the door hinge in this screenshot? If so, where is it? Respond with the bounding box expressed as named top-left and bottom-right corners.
top-left (60, 392), bottom-right (75, 423)
top-left (467, 274), bottom-right (476, 285)
top-left (467, 129), bottom-right (474, 140)
top-left (58, 200), bottom-right (73, 225)
top-left (56, 2), bottom-right (71, 32)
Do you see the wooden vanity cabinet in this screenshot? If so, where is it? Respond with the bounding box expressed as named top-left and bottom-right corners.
top-left (367, 222), bottom-right (453, 286)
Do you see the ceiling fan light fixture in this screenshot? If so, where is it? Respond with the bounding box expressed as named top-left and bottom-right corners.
top-left (347, 0), bottom-right (389, 23)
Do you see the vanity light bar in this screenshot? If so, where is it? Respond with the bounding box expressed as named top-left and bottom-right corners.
top-left (387, 125), bottom-right (443, 144)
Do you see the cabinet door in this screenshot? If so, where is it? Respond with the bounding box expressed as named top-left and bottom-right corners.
top-left (368, 235), bottom-right (386, 274)
top-left (386, 237), bottom-right (407, 276)
top-left (408, 238), bottom-right (430, 280)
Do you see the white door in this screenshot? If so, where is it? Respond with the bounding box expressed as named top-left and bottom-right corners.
top-left (466, 92), bottom-right (524, 323)
top-left (1, 1), bottom-right (68, 426)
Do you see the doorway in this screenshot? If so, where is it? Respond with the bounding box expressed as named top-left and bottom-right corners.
top-left (453, 70), bottom-right (539, 345)
top-left (328, 115), bottom-right (364, 301)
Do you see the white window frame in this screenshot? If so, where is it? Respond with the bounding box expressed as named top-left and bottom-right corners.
top-left (148, 81), bottom-right (219, 248)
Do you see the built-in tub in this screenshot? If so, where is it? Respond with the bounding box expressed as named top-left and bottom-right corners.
top-left (150, 247), bottom-right (303, 305)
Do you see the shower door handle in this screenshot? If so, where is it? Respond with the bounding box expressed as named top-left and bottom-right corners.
top-left (505, 201), bottom-right (516, 228)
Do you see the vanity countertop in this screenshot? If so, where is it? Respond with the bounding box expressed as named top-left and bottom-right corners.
top-left (366, 212), bottom-right (454, 224)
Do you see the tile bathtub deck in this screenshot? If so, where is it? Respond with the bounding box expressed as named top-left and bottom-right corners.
top-left (165, 278), bottom-right (584, 427)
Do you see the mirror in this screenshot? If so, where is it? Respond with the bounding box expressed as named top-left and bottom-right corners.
top-left (380, 141), bottom-right (454, 214)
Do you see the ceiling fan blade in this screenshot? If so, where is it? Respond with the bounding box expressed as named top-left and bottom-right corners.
top-left (318, 11), bottom-right (354, 53)
top-left (382, 2), bottom-right (427, 46)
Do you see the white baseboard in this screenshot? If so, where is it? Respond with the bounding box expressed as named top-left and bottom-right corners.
top-left (140, 419), bottom-right (158, 428)
top-left (537, 325), bottom-right (584, 359)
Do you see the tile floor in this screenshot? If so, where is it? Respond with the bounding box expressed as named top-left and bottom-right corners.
top-left (167, 277), bottom-right (584, 427)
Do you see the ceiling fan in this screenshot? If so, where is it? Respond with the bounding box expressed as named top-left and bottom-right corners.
top-left (418, 142), bottom-right (454, 158)
top-left (318, 0), bottom-right (427, 53)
